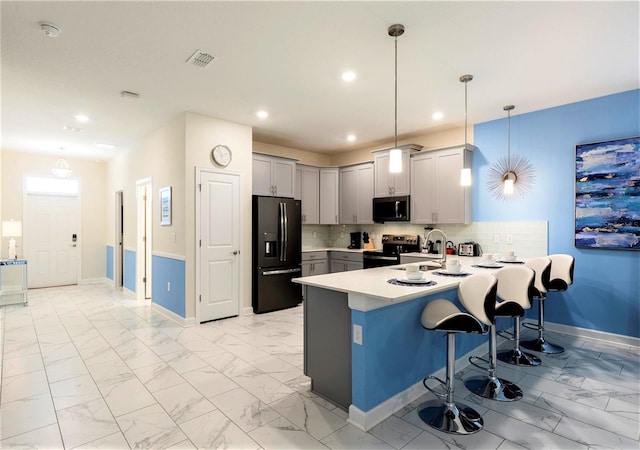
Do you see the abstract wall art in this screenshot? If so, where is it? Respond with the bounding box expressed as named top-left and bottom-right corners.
top-left (575, 136), bottom-right (640, 250)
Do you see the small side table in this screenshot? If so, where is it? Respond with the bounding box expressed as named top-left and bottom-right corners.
top-left (0, 259), bottom-right (28, 306)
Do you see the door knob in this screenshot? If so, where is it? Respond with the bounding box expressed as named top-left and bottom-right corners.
top-left (231, 250), bottom-right (239, 255)
top-left (70, 244), bottom-right (77, 247)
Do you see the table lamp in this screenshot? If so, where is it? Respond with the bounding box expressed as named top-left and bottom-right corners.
top-left (2, 220), bottom-right (22, 260)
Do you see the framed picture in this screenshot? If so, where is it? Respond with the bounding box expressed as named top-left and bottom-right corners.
top-left (575, 136), bottom-right (639, 250)
top-left (160, 186), bottom-right (172, 226)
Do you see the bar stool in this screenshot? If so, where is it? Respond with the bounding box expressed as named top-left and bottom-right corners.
top-left (521, 254), bottom-right (575, 354)
top-left (495, 265), bottom-right (541, 367)
top-left (418, 273), bottom-right (497, 435)
top-left (464, 270), bottom-right (524, 402)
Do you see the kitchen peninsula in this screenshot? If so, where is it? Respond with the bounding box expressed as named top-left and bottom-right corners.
top-left (294, 258), bottom-right (502, 432)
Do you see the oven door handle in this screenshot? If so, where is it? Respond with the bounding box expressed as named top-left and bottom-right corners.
top-left (364, 255), bottom-right (398, 261)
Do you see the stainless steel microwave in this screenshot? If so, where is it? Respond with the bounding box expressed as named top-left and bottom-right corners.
top-left (373, 195), bottom-right (410, 223)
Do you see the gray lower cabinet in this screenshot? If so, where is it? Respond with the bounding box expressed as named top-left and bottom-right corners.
top-left (303, 285), bottom-right (351, 410)
top-left (301, 251), bottom-right (328, 277)
top-left (329, 251), bottom-right (363, 273)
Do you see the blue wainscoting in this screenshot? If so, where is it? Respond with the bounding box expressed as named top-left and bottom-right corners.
top-left (474, 89), bottom-right (640, 338)
top-left (152, 255), bottom-right (186, 318)
top-left (123, 250), bottom-right (136, 293)
top-left (351, 288), bottom-right (487, 412)
top-left (106, 245), bottom-right (114, 280)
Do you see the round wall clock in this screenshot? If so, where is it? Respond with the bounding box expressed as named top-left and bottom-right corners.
top-left (211, 145), bottom-right (232, 167)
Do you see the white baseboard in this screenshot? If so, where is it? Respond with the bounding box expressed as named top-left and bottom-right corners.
top-left (242, 306), bottom-right (253, 316)
top-left (123, 287), bottom-right (136, 298)
top-left (527, 320), bottom-right (640, 348)
top-left (347, 338), bottom-right (491, 432)
top-left (151, 302), bottom-right (195, 327)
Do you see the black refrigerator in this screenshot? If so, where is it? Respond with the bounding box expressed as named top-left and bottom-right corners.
top-left (252, 196), bottom-right (302, 313)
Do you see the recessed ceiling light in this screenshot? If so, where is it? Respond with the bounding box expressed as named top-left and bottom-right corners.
top-left (95, 143), bottom-right (116, 149)
top-left (256, 110), bottom-right (269, 119)
top-left (63, 126), bottom-right (84, 133)
top-left (432, 112), bottom-right (444, 120)
top-left (346, 134), bottom-right (356, 142)
top-left (342, 71), bottom-right (357, 82)
top-left (75, 114), bottom-right (89, 123)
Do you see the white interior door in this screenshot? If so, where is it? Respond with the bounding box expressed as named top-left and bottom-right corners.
top-left (198, 170), bottom-right (240, 323)
top-left (24, 194), bottom-right (79, 288)
top-left (136, 180), bottom-right (152, 299)
top-left (115, 190), bottom-right (124, 288)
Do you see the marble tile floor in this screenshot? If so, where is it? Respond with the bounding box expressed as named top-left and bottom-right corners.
top-left (1, 282), bottom-right (638, 449)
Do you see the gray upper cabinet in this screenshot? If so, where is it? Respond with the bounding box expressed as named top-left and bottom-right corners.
top-left (340, 163), bottom-right (374, 224)
top-left (410, 144), bottom-right (474, 224)
top-left (373, 148), bottom-right (411, 197)
top-left (252, 153), bottom-right (296, 198)
top-left (296, 165), bottom-right (320, 224)
top-left (319, 168), bottom-right (339, 225)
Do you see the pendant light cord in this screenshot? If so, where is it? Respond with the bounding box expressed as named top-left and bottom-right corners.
top-left (504, 104), bottom-right (515, 168)
top-left (394, 34), bottom-right (398, 149)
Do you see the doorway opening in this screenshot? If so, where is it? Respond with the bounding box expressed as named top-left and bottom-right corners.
top-left (114, 190), bottom-right (124, 288)
top-left (136, 178), bottom-right (152, 300)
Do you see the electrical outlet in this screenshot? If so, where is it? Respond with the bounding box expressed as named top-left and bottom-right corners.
top-left (312, 231), bottom-right (317, 238)
top-left (494, 234), bottom-right (500, 243)
top-left (167, 282), bottom-right (171, 292)
top-left (340, 231), bottom-right (345, 238)
top-left (353, 324), bottom-right (363, 345)
top-left (507, 234), bottom-right (514, 244)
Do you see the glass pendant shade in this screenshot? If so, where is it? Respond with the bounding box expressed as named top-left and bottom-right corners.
top-left (504, 178), bottom-right (515, 194)
top-left (389, 149), bottom-right (402, 173)
top-left (460, 168), bottom-right (472, 186)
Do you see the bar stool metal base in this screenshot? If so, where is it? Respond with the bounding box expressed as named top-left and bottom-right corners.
top-left (464, 376), bottom-right (523, 402)
top-left (418, 401), bottom-right (483, 435)
top-left (520, 337), bottom-right (564, 354)
top-left (497, 348), bottom-right (541, 366)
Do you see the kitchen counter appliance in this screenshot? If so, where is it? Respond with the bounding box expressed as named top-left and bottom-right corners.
top-left (363, 234), bottom-right (420, 268)
top-left (458, 242), bottom-right (483, 257)
top-left (252, 195), bottom-right (302, 313)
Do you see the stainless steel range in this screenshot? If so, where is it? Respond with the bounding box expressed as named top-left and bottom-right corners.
top-left (362, 234), bottom-right (421, 269)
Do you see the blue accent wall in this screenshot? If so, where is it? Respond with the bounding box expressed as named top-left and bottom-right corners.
top-left (152, 255), bottom-right (186, 318)
top-left (474, 89), bottom-right (640, 338)
top-left (124, 249), bottom-right (136, 292)
top-left (351, 289), bottom-right (487, 412)
top-left (106, 245), bottom-right (114, 280)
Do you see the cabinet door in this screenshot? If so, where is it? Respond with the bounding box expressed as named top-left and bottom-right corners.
top-left (273, 159), bottom-right (295, 198)
top-left (330, 260), bottom-right (347, 273)
top-left (294, 167), bottom-right (303, 200)
top-left (410, 153), bottom-right (435, 223)
top-left (253, 154), bottom-right (274, 196)
top-left (374, 153), bottom-right (392, 197)
top-left (301, 166), bottom-right (319, 224)
top-left (392, 150), bottom-right (411, 196)
top-left (311, 260), bottom-right (328, 275)
top-left (320, 168), bottom-right (339, 225)
top-left (339, 167), bottom-right (356, 224)
top-left (301, 261), bottom-right (312, 277)
top-left (434, 148), bottom-right (466, 224)
top-left (355, 164), bottom-right (374, 224)
top-left (346, 261), bottom-right (363, 271)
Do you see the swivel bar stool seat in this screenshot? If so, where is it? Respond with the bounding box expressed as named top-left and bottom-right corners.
top-left (418, 273), bottom-right (497, 435)
top-left (521, 254), bottom-right (575, 354)
top-left (464, 269), bottom-right (524, 402)
top-left (494, 265), bottom-right (541, 367)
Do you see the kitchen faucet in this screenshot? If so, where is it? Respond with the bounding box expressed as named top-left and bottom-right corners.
top-left (425, 228), bottom-right (447, 268)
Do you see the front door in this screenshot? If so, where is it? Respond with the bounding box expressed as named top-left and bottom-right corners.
top-left (198, 170), bottom-right (240, 323)
top-left (24, 193), bottom-right (79, 288)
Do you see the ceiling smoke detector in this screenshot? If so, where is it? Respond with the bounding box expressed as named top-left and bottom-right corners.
top-left (186, 49), bottom-right (215, 68)
top-left (39, 22), bottom-right (61, 37)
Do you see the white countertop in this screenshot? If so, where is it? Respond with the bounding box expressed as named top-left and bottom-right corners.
top-left (293, 256), bottom-right (523, 311)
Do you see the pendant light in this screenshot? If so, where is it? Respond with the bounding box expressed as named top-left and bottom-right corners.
top-left (388, 24), bottom-right (405, 174)
top-left (487, 104), bottom-right (536, 202)
top-left (52, 147), bottom-right (72, 178)
top-left (503, 105), bottom-right (516, 194)
top-left (459, 74), bottom-right (473, 186)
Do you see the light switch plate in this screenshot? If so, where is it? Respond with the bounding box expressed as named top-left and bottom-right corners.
top-left (353, 324), bottom-right (363, 345)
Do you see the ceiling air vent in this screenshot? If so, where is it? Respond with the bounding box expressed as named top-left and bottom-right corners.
top-left (186, 50), bottom-right (215, 68)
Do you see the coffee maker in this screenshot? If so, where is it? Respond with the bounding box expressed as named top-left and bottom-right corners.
top-left (348, 231), bottom-right (362, 249)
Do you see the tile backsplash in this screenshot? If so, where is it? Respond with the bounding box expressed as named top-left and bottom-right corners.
top-left (303, 221), bottom-right (548, 258)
